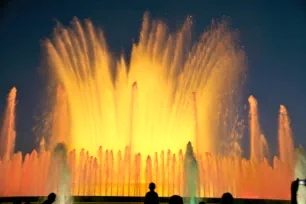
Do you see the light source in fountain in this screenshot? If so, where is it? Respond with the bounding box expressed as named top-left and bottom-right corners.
top-left (0, 13), bottom-right (296, 200)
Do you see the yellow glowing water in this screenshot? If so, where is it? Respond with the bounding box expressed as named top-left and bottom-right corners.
top-left (45, 14), bottom-right (246, 156)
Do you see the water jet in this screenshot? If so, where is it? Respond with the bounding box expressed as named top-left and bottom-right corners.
top-left (0, 14), bottom-right (297, 201)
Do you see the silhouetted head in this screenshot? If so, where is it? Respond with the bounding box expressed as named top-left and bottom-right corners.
top-left (149, 182), bottom-right (156, 191)
top-left (47, 192), bottom-right (56, 203)
top-left (221, 192), bottom-right (233, 204)
top-left (169, 195), bottom-right (183, 204)
top-left (199, 201), bottom-right (206, 204)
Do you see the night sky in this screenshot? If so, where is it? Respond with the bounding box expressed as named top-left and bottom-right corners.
top-left (0, 0), bottom-right (306, 157)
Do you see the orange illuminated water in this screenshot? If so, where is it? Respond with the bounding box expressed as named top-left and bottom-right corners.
top-left (0, 87), bottom-right (16, 162)
top-left (0, 14), bottom-right (297, 200)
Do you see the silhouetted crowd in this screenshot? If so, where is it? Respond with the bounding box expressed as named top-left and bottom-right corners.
top-left (5, 178), bottom-right (306, 204)
top-left (144, 182), bottom-right (233, 204)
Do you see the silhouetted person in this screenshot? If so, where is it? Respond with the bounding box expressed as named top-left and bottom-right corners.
top-left (42, 193), bottom-right (56, 204)
top-left (169, 195), bottom-right (183, 204)
top-left (221, 192), bottom-right (233, 204)
top-left (291, 178), bottom-right (303, 204)
top-left (199, 201), bottom-right (206, 204)
top-left (144, 183), bottom-right (159, 204)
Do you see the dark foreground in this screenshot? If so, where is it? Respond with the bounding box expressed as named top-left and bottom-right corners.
top-left (0, 196), bottom-right (290, 204)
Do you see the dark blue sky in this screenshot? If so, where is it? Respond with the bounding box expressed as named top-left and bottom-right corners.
top-left (0, 0), bottom-right (306, 156)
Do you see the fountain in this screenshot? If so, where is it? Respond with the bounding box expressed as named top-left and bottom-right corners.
top-left (49, 143), bottom-right (72, 204)
top-left (183, 142), bottom-right (200, 204)
top-left (0, 14), bottom-right (297, 200)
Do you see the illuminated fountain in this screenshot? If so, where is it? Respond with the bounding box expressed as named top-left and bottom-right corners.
top-left (0, 14), bottom-right (296, 200)
top-left (295, 147), bottom-right (306, 204)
